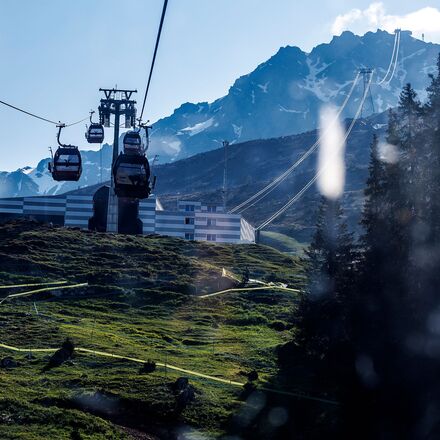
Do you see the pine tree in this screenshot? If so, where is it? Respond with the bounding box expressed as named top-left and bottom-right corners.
top-left (297, 197), bottom-right (355, 371)
top-left (351, 84), bottom-right (440, 438)
top-left (425, 53), bottom-right (440, 124)
top-left (424, 54), bottom-right (440, 241)
top-left (398, 83), bottom-right (423, 144)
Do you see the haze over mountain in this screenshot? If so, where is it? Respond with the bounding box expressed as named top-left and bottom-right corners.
top-left (0, 29), bottom-right (438, 198)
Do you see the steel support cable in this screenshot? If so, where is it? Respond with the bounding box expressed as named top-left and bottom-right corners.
top-left (383, 30), bottom-right (400, 86)
top-left (139, 0), bottom-right (169, 120)
top-left (257, 71), bottom-right (374, 231)
top-left (257, 72), bottom-right (373, 230)
top-left (0, 99), bottom-right (58, 124)
top-left (0, 98), bottom-right (88, 127)
top-left (237, 71), bottom-right (359, 214)
top-left (377, 30), bottom-right (399, 85)
top-left (229, 72), bottom-right (361, 214)
top-left (230, 72), bottom-right (361, 214)
top-left (65, 116), bottom-right (90, 127)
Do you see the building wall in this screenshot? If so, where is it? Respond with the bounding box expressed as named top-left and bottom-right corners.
top-left (139, 198), bottom-right (156, 235)
top-left (194, 212), bottom-right (241, 243)
top-left (65, 195), bottom-right (93, 228)
top-left (0, 198), bottom-right (24, 215)
top-left (0, 196), bottom-right (255, 243)
top-left (240, 217), bottom-right (256, 243)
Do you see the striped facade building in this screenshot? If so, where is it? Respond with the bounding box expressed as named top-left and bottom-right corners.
top-left (0, 195), bottom-right (255, 244)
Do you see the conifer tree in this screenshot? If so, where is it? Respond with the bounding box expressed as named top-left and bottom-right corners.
top-left (297, 196), bottom-right (355, 373)
top-left (424, 54), bottom-right (440, 241)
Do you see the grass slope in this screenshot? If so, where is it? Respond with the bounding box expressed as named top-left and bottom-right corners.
top-left (260, 231), bottom-right (307, 255)
top-left (0, 221), bottom-right (303, 439)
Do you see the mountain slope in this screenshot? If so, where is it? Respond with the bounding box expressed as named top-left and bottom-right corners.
top-left (60, 113), bottom-right (387, 244)
top-left (152, 113), bottom-right (385, 242)
top-left (148, 29), bottom-right (439, 160)
top-left (1, 29), bottom-right (438, 198)
top-left (0, 144), bottom-right (113, 198)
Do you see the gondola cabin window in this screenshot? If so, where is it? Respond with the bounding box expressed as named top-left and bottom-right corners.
top-left (58, 154), bottom-right (80, 164)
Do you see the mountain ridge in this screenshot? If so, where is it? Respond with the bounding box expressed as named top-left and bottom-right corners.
top-left (1, 29), bottom-right (438, 198)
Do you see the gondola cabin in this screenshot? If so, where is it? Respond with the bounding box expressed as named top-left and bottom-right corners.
top-left (113, 153), bottom-right (150, 199)
top-left (48, 146), bottom-right (82, 181)
top-left (123, 131), bottom-right (143, 155)
top-left (86, 123), bottom-right (105, 144)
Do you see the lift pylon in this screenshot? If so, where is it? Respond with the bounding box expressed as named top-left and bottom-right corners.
top-left (98, 88), bottom-right (137, 232)
top-left (359, 68), bottom-right (375, 117)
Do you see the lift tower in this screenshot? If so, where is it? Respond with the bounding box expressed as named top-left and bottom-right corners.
top-left (359, 68), bottom-right (375, 117)
top-left (222, 140), bottom-right (229, 211)
top-left (98, 88), bottom-right (137, 232)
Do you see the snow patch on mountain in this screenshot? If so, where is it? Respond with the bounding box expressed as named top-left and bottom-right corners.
top-left (232, 124), bottom-right (242, 138)
top-left (2, 30), bottom-right (440, 198)
top-left (179, 118), bottom-right (214, 137)
top-left (257, 82), bottom-right (270, 93)
top-left (278, 105), bottom-right (303, 114)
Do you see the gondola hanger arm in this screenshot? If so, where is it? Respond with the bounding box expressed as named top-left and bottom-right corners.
top-left (56, 123), bottom-right (66, 147)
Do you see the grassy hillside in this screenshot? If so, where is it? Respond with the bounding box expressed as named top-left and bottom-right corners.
top-left (259, 231), bottom-right (307, 255)
top-left (0, 221), bottom-right (304, 439)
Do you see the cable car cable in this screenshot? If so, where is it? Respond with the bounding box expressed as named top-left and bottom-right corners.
top-left (139, 0), bottom-right (169, 120)
top-left (65, 116), bottom-right (90, 127)
top-left (383, 30), bottom-right (400, 86)
top-left (229, 71), bottom-right (361, 214)
top-left (377, 30), bottom-right (398, 85)
top-left (256, 71), bottom-right (374, 230)
top-left (0, 99), bottom-right (58, 124)
top-left (0, 98), bottom-right (88, 127)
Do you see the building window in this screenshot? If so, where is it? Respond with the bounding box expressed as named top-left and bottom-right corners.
top-left (185, 204), bottom-right (195, 212)
top-left (185, 233), bottom-right (194, 240)
top-left (207, 205), bottom-right (217, 213)
top-left (184, 217), bottom-right (194, 225)
top-left (207, 218), bottom-right (216, 227)
top-left (207, 234), bottom-right (217, 241)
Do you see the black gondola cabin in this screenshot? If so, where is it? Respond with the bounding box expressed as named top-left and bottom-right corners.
top-left (49, 146), bottom-right (82, 181)
top-left (123, 131), bottom-right (143, 155)
top-left (113, 153), bottom-right (150, 199)
top-left (86, 123), bottom-right (105, 144)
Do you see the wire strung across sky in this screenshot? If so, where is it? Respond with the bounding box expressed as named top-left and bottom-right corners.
top-left (229, 71), bottom-right (362, 215)
top-left (384, 30), bottom-right (401, 86)
top-left (377, 30), bottom-right (399, 85)
top-left (377, 30), bottom-right (401, 86)
top-left (139, 0), bottom-right (169, 121)
top-left (0, 98), bottom-right (88, 127)
top-left (256, 70), bottom-right (375, 230)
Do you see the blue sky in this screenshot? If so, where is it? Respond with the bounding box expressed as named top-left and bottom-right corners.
top-left (1, 0), bottom-right (439, 170)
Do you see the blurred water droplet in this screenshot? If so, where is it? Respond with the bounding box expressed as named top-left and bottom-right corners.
top-left (378, 142), bottom-right (399, 164)
top-left (356, 354), bottom-right (378, 387)
top-left (268, 406), bottom-right (289, 427)
top-left (317, 105), bottom-right (346, 200)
